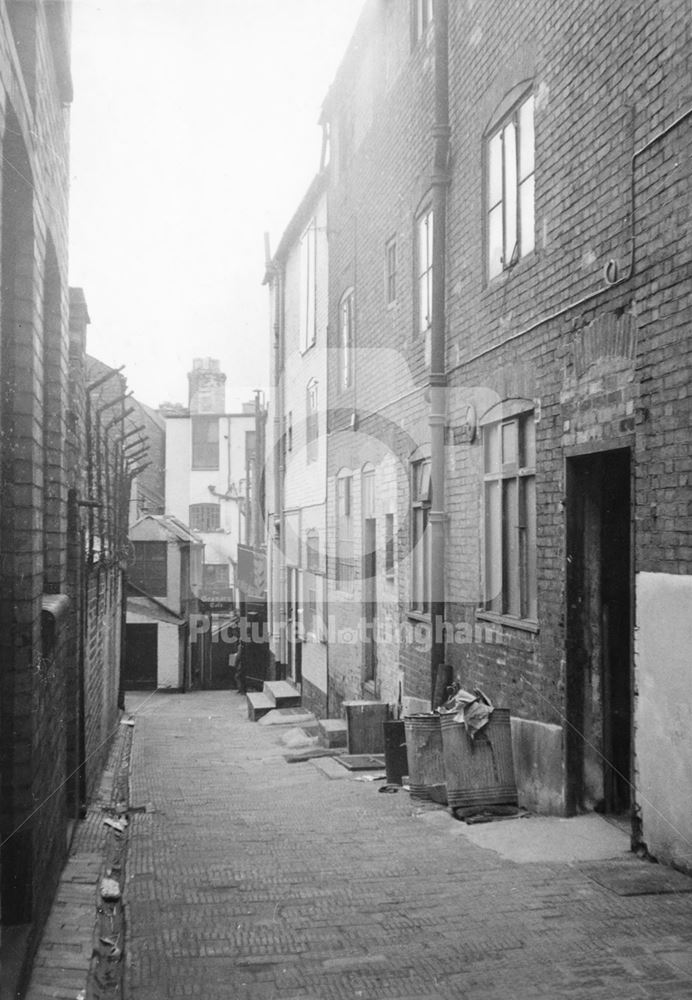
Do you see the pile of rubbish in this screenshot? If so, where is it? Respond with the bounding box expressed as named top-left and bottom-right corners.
top-left (438, 685), bottom-right (494, 739)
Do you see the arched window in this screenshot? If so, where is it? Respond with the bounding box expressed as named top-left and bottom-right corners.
top-left (480, 399), bottom-right (536, 620)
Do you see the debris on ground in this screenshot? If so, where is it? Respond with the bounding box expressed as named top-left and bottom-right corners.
top-left (284, 746), bottom-right (346, 763)
top-left (280, 727), bottom-right (318, 749)
top-left (100, 877), bottom-right (121, 902)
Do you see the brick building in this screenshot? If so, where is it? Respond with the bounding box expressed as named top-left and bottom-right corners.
top-left (0, 0), bottom-right (76, 965)
top-left (278, 0), bottom-right (691, 867)
top-left (0, 0), bottom-right (133, 973)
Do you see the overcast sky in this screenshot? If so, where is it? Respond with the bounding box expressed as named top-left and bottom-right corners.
top-left (69, 0), bottom-right (363, 409)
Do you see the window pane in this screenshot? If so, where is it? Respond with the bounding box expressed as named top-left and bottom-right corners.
top-left (426, 210), bottom-right (434, 265)
top-left (521, 414), bottom-right (536, 468)
top-left (503, 122), bottom-right (517, 264)
top-left (419, 270), bottom-right (430, 332)
top-left (502, 477), bottom-right (519, 615)
top-left (484, 480), bottom-right (501, 611)
top-left (519, 174), bottom-right (535, 257)
top-left (488, 131), bottom-right (503, 207)
top-left (488, 204), bottom-right (503, 278)
top-left (385, 513), bottom-right (394, 577)
top-left (484, 424), bottom-right (500, 474)
top-left (192, 417), bottom-right (219, 469)
top-left (362, 471), bottom-right (375, 518)
top-left (501, 420), bottom-right (518, 467)
top-left (519, 95), bottom-right (535, 180)
top-left (521, 475), bottom-right (537, 619)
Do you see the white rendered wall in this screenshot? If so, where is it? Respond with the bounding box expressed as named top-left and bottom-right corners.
top-left (634, 572), bottom-right (692, 872)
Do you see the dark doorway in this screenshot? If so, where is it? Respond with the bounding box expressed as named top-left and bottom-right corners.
top-left (241, 601), bottom-right (270, 690)
top-left (566, 447), bottom-right (631, 815)
top-left (363, 518), bottom-right (377, 691)
top-left (124, 624), bottom-right (158, 690)
top-left (286, 568), bottom-right (301, 686)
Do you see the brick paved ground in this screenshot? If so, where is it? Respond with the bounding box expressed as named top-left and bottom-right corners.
top-left (124, 692), bottom-right (692, 1000)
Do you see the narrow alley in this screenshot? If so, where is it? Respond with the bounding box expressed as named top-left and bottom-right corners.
top-left (117, 692), bottom-right (692, 1000)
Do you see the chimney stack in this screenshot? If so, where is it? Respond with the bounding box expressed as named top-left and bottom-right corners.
top-left (188, 357), bottom-right (226, 414)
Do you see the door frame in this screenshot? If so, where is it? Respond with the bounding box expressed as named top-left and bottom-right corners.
top-left (564, 440), bottom-right (634, 816)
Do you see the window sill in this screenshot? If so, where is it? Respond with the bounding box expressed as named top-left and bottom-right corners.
top-left (475, 611), bottom-right (539, 634)
top-left (483, 250), bottom-right (536, 291)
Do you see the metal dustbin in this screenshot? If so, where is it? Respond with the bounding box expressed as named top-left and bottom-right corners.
top-left (440, 708), bottom-right (517, 810)
top-left (403, 714), bottom-right (445, 801)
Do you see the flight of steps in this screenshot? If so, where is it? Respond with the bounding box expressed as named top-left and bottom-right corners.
top-left (247, 680), bottom-right (302, 721)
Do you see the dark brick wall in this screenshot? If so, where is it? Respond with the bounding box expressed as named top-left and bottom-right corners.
top-left (0, 9), bottom-right (126, 970)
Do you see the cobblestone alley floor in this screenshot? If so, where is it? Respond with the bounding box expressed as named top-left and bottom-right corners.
top-left (124, 692), bottom-right (692, 1000)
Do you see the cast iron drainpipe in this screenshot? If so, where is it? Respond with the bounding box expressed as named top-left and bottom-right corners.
top-left (429, 0), bottom-right (450, 706)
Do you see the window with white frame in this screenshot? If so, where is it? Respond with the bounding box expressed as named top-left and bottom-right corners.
top-left (300, 219), bottom-right (316, 352)
top-left (482, 408), bottom-right (537, 620)
top-left (487, 92), bottom-right (535, 279)
top-left (335, 473), bottom-right (354, 590)
top-left (338, 289), bottom-right (354, 393)
top-left (306, 529), bottom-right (320, 573)
top-left (385, 237), bottom-right (397, 305)
top-left (416, 207), bottom-right (433, 336)
top-left (306, 379), bottom-right (318, 462)
top-left (411, 458), bottom-right (431, 613)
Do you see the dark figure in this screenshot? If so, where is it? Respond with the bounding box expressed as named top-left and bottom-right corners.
top-left (234, 640), bottom-right (247, 695)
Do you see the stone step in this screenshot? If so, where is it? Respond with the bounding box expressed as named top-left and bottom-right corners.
top-left (247, 692), bottom-right (274, 721)
top-left (318, 718), bottom-right (348, 749)
top-left (263, 680), bottom-right (302, 709)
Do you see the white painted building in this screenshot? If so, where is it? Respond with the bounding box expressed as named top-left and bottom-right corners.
top-left (265, 172), bottom-right (329, 715)
top-left (125, 514), bottom-right (203, 690)
top-left (163, 359), bottom-right (257, 604)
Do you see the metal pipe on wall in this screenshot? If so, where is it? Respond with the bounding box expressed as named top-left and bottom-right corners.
top-left (429, 0), bottom-right (450, 706)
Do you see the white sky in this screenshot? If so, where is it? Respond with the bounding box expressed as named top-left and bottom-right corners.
top-left (69, 0), bottom-right (363, 409)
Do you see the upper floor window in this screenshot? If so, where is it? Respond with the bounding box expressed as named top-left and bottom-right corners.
top-left (416, 207), bottom-right (433, 336)
top-left (191, 416), bottom-right (219, 470)
top-left (306, 379), bottom-right (319, 463)
top-left (487, 92), bottom-right (535, 279)
top-left (300, 219), bottom-right (317, 352)
top-left (482, 406), bottom-right (537, 620)
top-left (385, 237), bottom-right (397, 305)
top-left (338, 289), bottom-right (354, 393)
top-left (411, 458), bottom-right (431, 613)
top-left (385, 513), bottom-right (395, 579)
top-left (306, 529), bottom-right (320, 573)
top-left (189, 503), bottom-right (220, 533)
top-left (130, 541), bottom-right (167, 596)
top-left (336, 473), bottom-right (354, 591)
top-left (412, 0), bottom-right (433, 45)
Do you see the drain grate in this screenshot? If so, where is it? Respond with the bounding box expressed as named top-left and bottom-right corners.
top-left (335, 754), bottom-right (386, 771)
